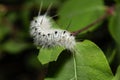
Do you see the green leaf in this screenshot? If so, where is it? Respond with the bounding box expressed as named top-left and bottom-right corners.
top-left (109, 5), bottom-right (120, 45)
top-left (45, 40), bottom-right (113, 80)
top-left (58, 0), bottom-right (105, 33)
top-left (37, 46), bottom-right (64, 65)
top-left (112, 66), bottom-right (120, 80)
top-left (2, 40), bottom-right (28, 54)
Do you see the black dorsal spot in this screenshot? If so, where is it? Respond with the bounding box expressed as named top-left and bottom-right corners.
top-left (43, 34), bottom-right (45, 36)
top-left (35, 28), bottom-right (37, 31)
top-left (31, 27), bottom-right (35, 29)
top-left (70, 34), bottom-right (73, 36)
top-left (63, 31), bottom-right (66, 34)
top-left (48, 33), bottom-right (50, 36)
top-left (38, 32), bottom-right (41, 35)
top-left (55, 31), bottom-right (57, 34)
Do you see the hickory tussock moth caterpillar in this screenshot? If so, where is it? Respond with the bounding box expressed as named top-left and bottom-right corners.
top-left (30, 3), bottom-right (76, 51)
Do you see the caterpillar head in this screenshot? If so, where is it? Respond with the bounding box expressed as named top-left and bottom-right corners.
top-left (30, 2), bottom-right (53, 29)
top-left (30, 15), bottom-right (52, 29)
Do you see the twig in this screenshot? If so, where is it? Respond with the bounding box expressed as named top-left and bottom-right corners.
top-left (72, 6), bottom-right (115, 36)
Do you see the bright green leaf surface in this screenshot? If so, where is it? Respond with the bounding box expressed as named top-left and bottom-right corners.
top-left (58, 0), bottom-right (105, 33)
top-left (37, 46), bottom-right (64, 65)
top-left (109, 5), bottom-right (120, 45)
top-left (45, 40), bottom-right (113, 80)
top-left (112, 66), bottom-right (120, 80)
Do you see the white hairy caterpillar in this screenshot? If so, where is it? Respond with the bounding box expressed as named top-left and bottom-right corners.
top-left (30, 4), bottom-right (76, 51)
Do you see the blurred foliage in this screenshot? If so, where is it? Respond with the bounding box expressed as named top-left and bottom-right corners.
top-left (0, 0), bottom-right (120, 80)
top-left (115, 0), bottom-right (120, 3)
top-left (58, 0), bottom-right (105, 33)
top-left (109, 4), bottom-right (120, 45)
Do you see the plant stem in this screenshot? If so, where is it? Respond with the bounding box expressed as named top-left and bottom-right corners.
top-left (73, 53), bottom-right (77, 80)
